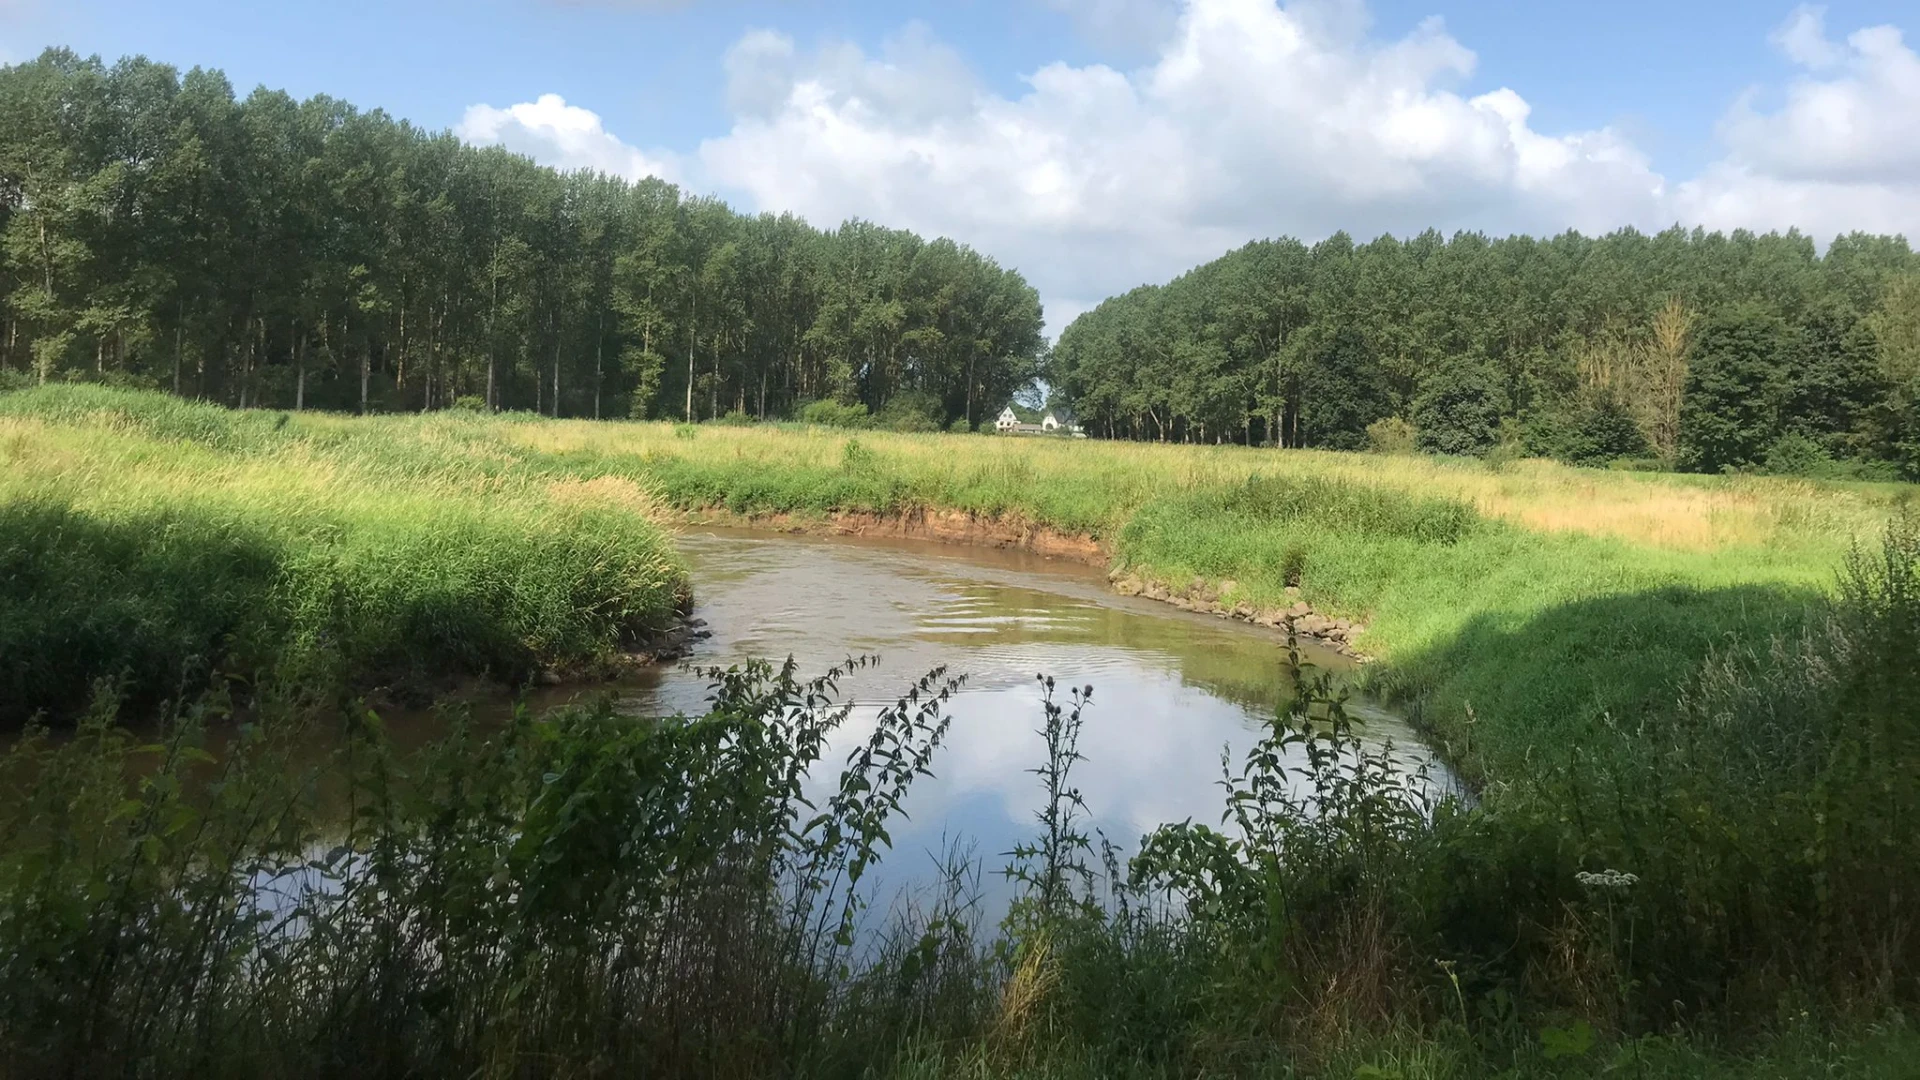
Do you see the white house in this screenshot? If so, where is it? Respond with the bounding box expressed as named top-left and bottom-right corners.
top-left (994, 406), bottom-right (1045, 435)
top-left (996, 404), bottom-right (1083, 436)
top-left (1041, 408), bottom-right (1085, 437)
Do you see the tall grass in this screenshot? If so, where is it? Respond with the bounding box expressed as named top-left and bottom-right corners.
top-left (916, 521), bottom-right (1920, 1075)
top-left (1, 389), bottom-right (687, 725)
top-left (10, 382), bottom-right (1909, 781)
top-left (0, 521), bottom-right (1916, 1076)
top-left (0, 659), bottom-right (976, 1077)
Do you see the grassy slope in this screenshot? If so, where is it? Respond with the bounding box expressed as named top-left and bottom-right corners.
top-left (0, 389), bottom-right (687, 723)
top-left (8, 387), bottom-right (1911, 780)
top-left (480, 418), bottom-right (1910, 781)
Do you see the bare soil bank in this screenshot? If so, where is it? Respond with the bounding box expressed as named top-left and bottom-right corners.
top-left (675, 506), bottom-right (1368, 658)
top-left (680, 506), bottom-right (1111, 563)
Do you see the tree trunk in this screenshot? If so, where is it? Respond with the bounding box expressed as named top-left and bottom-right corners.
top-left (685, 290), bottom-right (698, 423)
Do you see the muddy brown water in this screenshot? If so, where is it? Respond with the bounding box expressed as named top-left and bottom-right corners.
top-left (528, 526), bottom-right (1451, 910)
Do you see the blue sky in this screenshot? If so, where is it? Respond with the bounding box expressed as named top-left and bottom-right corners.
top-left (5, 0), bottom-right (1918, 331)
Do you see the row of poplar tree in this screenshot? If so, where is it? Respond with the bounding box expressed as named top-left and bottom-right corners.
top-left (1051, 228), bottom-right (1920, 476)
top-left (0, 50), bottom-right (1046, 425)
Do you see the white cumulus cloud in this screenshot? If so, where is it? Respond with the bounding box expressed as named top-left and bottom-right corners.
top-left (456, 93), bottom-right (678, 183)
top-left (465, 1), bottom-right (1920, 333)
top-left (1673, 6), bottom-right (1920, 241)
top-left (697, 0), bottom-right (1672, 330)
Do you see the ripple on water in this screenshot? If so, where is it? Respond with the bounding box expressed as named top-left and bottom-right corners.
top-left (597, 528), bottom-right (1458, 914)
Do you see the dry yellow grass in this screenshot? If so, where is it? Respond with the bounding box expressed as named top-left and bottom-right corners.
top-left (490, 418), bottom-right (1902, 558)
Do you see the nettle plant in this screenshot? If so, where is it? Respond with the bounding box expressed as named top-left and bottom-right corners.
top-left (1129, 628), bottom-right (1443, 1013)
top-left (0, 657), bottom-right (968, 1076)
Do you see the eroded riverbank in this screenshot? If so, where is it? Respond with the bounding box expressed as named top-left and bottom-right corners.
top-left (678, 507), bottom-right (1371, 657)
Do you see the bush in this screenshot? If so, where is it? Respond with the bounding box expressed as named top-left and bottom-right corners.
top-left (1365, 415), bottom-right (1418, 455)
top-left (0, 661), bottom-right (970, 1076)
top-left (1412, 363), bottom-right (1507, 456)
top-left (714, 409), bottom-right (756, 427)
top-left (798, 399), bottom-right (872, 428)
top-left (874, 391), bottom-right (943, 432)
top-left (1560, 392), bottom-right (1652, 466)
top-left (1763, 431), bottom-right (1835, 476)
top-left (452, 394), bottom-right (487, 412)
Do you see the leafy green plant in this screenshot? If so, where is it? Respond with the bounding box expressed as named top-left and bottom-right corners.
top-left (0, 658), bottom-right (967, 1076)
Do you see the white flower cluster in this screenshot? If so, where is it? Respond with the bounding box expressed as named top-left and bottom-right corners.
top-left (1576, 869), bottom-right (1639, 890)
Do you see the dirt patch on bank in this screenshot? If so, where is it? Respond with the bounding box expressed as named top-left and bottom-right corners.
top-left (674, 504), bottom-right (1370, 660)
top-left (681, 506), bottom-right (1109, 564)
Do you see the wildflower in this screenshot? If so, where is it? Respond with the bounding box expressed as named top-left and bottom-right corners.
top-left (1576, 868), bottom-right (1639, 890)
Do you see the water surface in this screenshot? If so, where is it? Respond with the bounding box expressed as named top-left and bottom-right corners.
top-left (553, 527), bottom-right (1445, 907)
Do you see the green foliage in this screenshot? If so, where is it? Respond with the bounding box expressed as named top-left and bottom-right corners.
top-left (0, 659), bottom-right (971, 1075)
top-left (875, 390), bottom-right (944, 432)
top-left (1763, 431), bottom-right (1834, 476)
top-left (0, 387), bottom-right (687, 725)
top-left (1413, 363), bottom-right (1507, 457)
top-left (1051, 228), bottom-right (1920, 476)
top-left (1682, 306), bottom-right (1792, 472)
top-left (3, 467), bottom-right (1919, 1075)
top-left (1302, 325), bottom-right (1395, 450)
top-left (0, 49), bottom-right (1044, 424)
top-left (1559, 392), bottom-right (1651, 466)
top-left (1367, 416), bottom-right (1419, 455)
top-left (1138, 474), bottom-right (1479, 547)
top-left (799, 398), bottom-right (874, 428)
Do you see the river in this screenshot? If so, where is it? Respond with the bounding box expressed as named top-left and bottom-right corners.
top-left (546, 526), bottom-right (1448, 911)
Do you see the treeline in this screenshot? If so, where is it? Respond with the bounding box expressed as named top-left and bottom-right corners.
top-left (1052, 228), bottom-right (1920, 476)
top-left (0, 49), bottom-right (1045, 424)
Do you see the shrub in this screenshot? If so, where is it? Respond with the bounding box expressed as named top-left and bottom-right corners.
top-left (797, 398), bottom-right (872, 428)
top-left (1560, 391), bottom-right (1651, 466)
top-left (874, 391), bottom-right (943, 432)
top-left (1365, 415), bottom-right (1418, 455)
top-left (452, 394), bottom-right (487, 412)
top-left (1412, 363), bottom-right (1507, 456)
top-left (0, 660), bottom-right (969, 1076)
top-left (714, 409), bottom-right (756, 427)
top-left (1763, 431), bottom-right (1835, 477)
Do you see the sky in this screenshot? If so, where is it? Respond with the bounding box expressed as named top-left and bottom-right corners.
top-left (4, 0), bottom-right (1918, 334)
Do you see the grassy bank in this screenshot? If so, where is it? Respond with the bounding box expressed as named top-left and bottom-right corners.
top-left (7, 384), bottom-right (1909, 778)
top-left (0, 389), bottom-right (687, 724)
top-left (321, 404), bottom-right (1909, 782)
top-left (3, 590), bottom-right (1916, 1077)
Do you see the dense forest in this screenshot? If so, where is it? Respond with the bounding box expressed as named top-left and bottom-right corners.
top-left (1052, 228), bottom-right (1920, 477)
top-left (0, 49), bottom-right (1046, 425)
